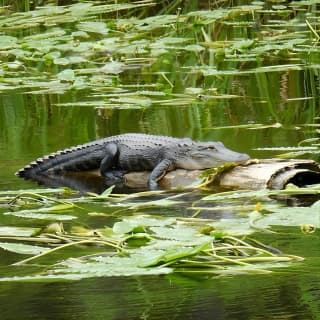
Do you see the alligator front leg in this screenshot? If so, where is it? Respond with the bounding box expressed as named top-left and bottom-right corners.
top-left (148, 159), bottom-right (173, 190)
top-left (99, 143), bottom-right (119, 177)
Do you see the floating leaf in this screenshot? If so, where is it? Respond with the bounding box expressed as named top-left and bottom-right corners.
top-left (3, 210), bottom-right (77, 221)
top-left (57, 69), bottom-right (75, 82)
top-left (99, 186), bottom-right (115, 197)
top-left (184, 44), bottom-right (205, 51)
top-left (0, 35), bottom-right (18, 49)
top-left (255, 207), bottom-right (320, 229)
top-left (77, 22), bottom-right (109, 34)
top-left (123, 215), bottom-right (175, 227)
top-left (45, 203), bottom-right (75, 212)
top-left (101, 61), bottom-right (124, 74)
top-left (0, 242), bottom-right (50, 255)
top-left (0, 188), bottom-right (67, 196)
top-left (113, 221), bottom-right (134, 234)
top-left (0, 226), bottom-right (37, 237)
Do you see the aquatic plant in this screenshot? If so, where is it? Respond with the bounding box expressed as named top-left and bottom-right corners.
top-left (1, 184), bottom-right (319, 280)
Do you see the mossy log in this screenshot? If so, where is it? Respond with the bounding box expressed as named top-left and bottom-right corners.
top-left (124, 159), bottom-right (320, 190)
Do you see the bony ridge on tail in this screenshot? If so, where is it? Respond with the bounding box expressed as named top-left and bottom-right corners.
top-left (16, 133), bottom-right (250, 190)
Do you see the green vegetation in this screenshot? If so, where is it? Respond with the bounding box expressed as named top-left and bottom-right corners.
top-left (0, 184), bottom-right (319, 280)
top-left (0, 2), bottom-right (320, 319)
top-left (0, 0), bottom-right (319, 283)
top-left (0, 0), bottom-right (319, 111)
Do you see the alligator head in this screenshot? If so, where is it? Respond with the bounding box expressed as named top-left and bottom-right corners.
top-left (175, 141), bottom-right (250, 170)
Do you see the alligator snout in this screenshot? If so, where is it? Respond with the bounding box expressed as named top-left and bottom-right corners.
top-left (203, 141), bottom-right (250, 164)
top-left (233, 152), bottom-right (250, 163)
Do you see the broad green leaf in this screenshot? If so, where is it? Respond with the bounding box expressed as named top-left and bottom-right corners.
top-left (3, 210), bottom-right (77, 221)
top-left (255, 207), bottom-right (320, 229)
top-left (150, 224), bottom-right (212, 243)
top-left (53, 58), bottom-right (70, 66)
top-left (57, 69), bottom-right (75, 82)
top-left (101, 61), bottom-right (124, 74)
top-left (99, 186), bottom-right (115, 197)
top-left (77, 22), bottom-right (109, 34)
top-left (211, 218), bottom-right (253, 236)
top-left (184, 44), bottom-right (205, 51)
top-left (43, 203), bottom-right (75, 212)
top-left (0, 188), bottom-right (66, 196)
top-left (0, 226), bottom-right (37, 237)
top-left (312, 200), bottom-right (320, 207)
top-left (123, 215), bottom-right (175, 227)
top-left (113, 221), bottom-right (134, 234)
top-left (0, 242), bottom-right (50, 255)
top-left (0, 256), bottom-right (173, 281)
top-left (201, 189), bottom-right (268, 201)
top-left (0, 35), bottom-right (18, 49)
top-left (109, 97), bottom-right (153, 107)
top-left (139, 241), bottom-right (211, 267)
top-left (128, 198), bottom-right (182, 209)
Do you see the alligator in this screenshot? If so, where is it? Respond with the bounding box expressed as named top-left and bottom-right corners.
top-left (16, 133), bottom-right (250, 189)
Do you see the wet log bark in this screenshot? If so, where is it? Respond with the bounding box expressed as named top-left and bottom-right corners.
top-left (124, 159), bottom-right (320, 190)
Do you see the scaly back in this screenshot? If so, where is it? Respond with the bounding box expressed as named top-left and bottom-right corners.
top-left (16, 133), bottom-right (193, 178)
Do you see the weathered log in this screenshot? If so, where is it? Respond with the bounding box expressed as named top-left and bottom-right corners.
top-left (25, 159), bottom-right (320, 192)
top-left (124, 159), bottom-right (320, 190)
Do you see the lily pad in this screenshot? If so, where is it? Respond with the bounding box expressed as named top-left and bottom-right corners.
top-left (76, 22), bottom-right (109, 35)
top-left (0, 242), bottom-right (50, 255)
top-left (255, 206), bottom-right (320, 229)
top-left (57, 69), bottom-right (75, 82)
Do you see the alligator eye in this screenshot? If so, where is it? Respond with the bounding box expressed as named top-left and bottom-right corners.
top-left (206, 146), bottom-right (216, 150)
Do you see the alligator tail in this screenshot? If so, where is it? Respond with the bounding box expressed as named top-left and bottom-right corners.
top-left (16, 143), bottom-right (106, 179)
top-left (16, 153), bottom-right (62, 178)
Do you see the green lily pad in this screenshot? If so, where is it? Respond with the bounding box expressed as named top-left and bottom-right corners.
top-left (0, 242), bottom-right (50, 255)
top-left (57, 69), bottom-right (75, 82)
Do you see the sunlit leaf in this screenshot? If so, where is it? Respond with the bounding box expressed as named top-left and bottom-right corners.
top-left (57, 69), bottom-right (75, 82)
top-left (113, 221), bottom-right (134, 234)
top-left (255, 207), bottom-right (320, 229)
top-left (0, 226), bottom-right (37, 237)
top-left (123, 215), bottom-right (175, 227)
top-left (3, 210), bottom-right (77, 221)
top-left (77, 22), bottom-right (109, 35)
top-left (0, 35), bottom-right (18, 49)
top-left (0, 242), bottom-right (50, 255)
top-left (101, 61), bottom-right (125, 74)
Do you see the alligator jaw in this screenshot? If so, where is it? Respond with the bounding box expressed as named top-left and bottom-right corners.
top-left (210, 141), bottom-right (250, 164)
top-left (177, 141), bottom-right (250, 170)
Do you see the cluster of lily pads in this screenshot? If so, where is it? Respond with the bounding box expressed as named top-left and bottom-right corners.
top-left (0, 184), bottom-right (319, 280)
top-left (0, 0), bottom-right (319, 107)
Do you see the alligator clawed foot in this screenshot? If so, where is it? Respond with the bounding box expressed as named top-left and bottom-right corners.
top-left (148, 180), bottom-right (160, 191)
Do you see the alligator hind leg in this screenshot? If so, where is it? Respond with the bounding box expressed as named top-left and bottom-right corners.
top-left (99, 143), bottom-right (119, 177)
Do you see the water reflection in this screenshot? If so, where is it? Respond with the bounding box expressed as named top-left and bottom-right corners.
top-left (1, 261), bottom-right (320, 320)
top-left (19, 171), bottom-right (132, 194)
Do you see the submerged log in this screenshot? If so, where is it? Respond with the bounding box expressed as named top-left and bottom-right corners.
top-left (124, 159), bottom-right (320, 190)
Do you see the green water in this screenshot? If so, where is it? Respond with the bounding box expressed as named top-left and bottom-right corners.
top-left (0, 1), bottom-right (320, 319)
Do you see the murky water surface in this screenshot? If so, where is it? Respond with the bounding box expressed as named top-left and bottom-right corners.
top-left (0, 1), bottom-right (320, 319)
